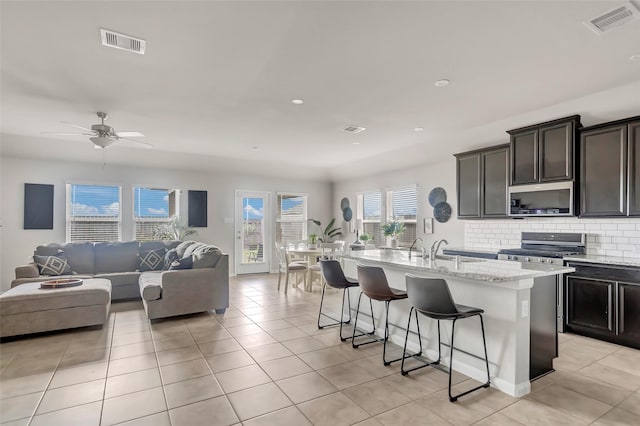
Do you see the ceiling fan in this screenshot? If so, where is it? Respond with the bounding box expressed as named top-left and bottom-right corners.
top-left (42, 112), bottom-right (152, 149)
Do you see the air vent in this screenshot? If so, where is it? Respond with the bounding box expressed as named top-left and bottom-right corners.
top-left (344, 126), bottom-right (366, 133)
top-left (584, 2), bottom-right (640, 34)
top-left (100, 28), bottom-right (146, 54)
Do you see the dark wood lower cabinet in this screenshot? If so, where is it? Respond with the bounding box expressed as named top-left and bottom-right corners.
top-left (619, 282), bottom-right (640, 342)
top-left (565, 262), bottom-right (640, 349)
top-left (566, 277), bottom-right (615, 334)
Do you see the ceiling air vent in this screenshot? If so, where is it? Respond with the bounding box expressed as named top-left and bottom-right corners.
top-left (100, 28), bottom-right (146, 54)
top-left (344, 126), bottom-right (366, 133)
top-left (584, 2), bottom-right (640, 34)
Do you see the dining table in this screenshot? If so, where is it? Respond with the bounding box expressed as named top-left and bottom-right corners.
top-left (288, 247), bottom-right (323, 291)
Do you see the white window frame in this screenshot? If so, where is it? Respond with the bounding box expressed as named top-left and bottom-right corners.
top-left (275, 192), bottom-right (308, 243)
top-left (385, 184), bottom-right (418, 248)
top-left (132, 186), bottom-right (180, 241)
top-left (356, 190), bottom-right (383, 246)
top-left (66, 182), bottom-right (122, 242)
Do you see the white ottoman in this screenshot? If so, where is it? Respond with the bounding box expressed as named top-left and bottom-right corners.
top-left (0, 278), bottom-right (111, 338)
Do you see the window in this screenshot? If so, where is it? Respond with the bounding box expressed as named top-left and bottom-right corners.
top-left (357, 191), bottom-right (382, 246)
top-left (386, 185), bottom-right (417, 247)
top-left (66, 184), bottom-right (121, 242)
top-left (133, 187), bottom-right (179, 241)
top-left (276, 193), bottom-right (307, 243)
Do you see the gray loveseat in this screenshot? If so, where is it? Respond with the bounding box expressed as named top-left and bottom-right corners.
top-left (13, 240), bottom-right (229, 320)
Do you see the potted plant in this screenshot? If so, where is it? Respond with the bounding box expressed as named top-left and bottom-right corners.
top-left (308, 218), bottom-right (343, 242)
top-left (382, 217), bottom-right (405, 248)
top-left (154, 216), bottom-right (198, 241)
top-left (308, 233), bottom-right (318, 249)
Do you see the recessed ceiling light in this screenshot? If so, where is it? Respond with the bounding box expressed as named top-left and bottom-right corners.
top-left (630, 53), bottom-right (640, 61)
top-left (291, 99), bottom-right (304, 105)
top-left (352, 142), bottom-right (361, 145)
top-left (251, 146), bottom-right (260, 150)
top-left (434, 79), bottom-right (450, 87)
top-left (344, 126), bottom-right (366, 133)
top-left (414, 127), bottom-right (424, 132)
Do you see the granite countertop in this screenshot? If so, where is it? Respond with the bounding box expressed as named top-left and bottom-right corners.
top-left (342, 250), bottom-right (574, 284)
top-left (563, 254), bottom-right (640, 268)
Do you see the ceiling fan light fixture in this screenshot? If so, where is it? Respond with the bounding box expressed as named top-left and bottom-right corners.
top-left (90, 136), bottom-right (115, 148)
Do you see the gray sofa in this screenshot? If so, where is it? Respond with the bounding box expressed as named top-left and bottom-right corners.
top-left (12, 240), bottom-right (229, 320)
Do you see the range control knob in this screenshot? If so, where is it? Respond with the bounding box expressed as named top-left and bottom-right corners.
top-left (524, 257), bottom-right (530, 262)
top-left (538, 258), bottom-right (545, 263)
top-left (546, 258), bottom-right (554, 264)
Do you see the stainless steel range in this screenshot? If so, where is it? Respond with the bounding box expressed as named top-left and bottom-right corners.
top-left (498, 232), bottom-right (585, 265)
top-left (498, 232), bottom-right (585, 332)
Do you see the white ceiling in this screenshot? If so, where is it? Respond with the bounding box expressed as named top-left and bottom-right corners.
top-left (2, 1), bottom-right (640, 181)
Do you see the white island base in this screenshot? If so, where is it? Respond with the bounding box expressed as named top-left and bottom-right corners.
top-left (341, 250), bottom-right (574, 398)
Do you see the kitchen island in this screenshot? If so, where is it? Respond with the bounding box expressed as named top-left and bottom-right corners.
top-left (340, 250), bottom-right (574, 397)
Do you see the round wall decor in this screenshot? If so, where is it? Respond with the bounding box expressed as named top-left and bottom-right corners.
top-left (433, 201), bottom-right (452, 223)
top-left (342, 206), bottom-right (353, 222)
top-left (428, 187), bottom-right (447, 207)
top-left (340, 197), bottom-right (350, 210)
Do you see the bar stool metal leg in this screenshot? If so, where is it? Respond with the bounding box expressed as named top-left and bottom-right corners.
top-left (317, 283), bottom-right (357, 341)
top-left (352, 296), bottom-right (421, 366)
top-left (351, 292), bottom-right (377, 347)
top-left (447, 315), bottom-right (491, 402)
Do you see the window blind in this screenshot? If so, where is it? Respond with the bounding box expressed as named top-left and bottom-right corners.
top-left (360, 191), bottom-right (382, 246)
top-left (276, 194), bottom-right (307, 243)
top-left (67, 184), bottom-right (121, 242)
top-left (388, 185), bottom-right (417, 247)
top-left (133, 187), bottom-right (178, 240)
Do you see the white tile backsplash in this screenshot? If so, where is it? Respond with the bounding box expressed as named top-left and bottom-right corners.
top-left (464, 217), bottom-right (640, 259)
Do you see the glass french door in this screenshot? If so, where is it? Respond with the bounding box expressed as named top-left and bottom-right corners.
top-left (235, 191), bottom-right (270, 274)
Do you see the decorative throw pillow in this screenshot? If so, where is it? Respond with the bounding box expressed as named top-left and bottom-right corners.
top-left (138, 248), bottom-right (166, 272)
top-left (169, 256), bottom-right (193, 270)
top-left (33, 254), bottom-right (73, 276)
top-left (164, 248), bottom-right (179, 270)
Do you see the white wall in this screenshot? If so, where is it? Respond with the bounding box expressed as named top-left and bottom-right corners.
top-left (0, 156), bottom-right (332, 291)
top-left (332, 158), bottom-right (464, 252)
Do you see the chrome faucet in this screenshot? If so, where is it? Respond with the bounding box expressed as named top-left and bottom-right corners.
top-left (430, 239), bottom-right (449, 259)
top-left (408, 237), bottom-right (423, 258)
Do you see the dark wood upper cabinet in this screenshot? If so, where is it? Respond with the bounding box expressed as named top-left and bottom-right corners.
top-left (540, 122), bottom-right (574, 182)
top-left (508, 115), bottom-right (581, 186)
top-left (482, 147), bottom-right (509, 217)
top-left (580, 125), bottom-right (627, 217)
top-left (456, 145), bottom-right (508, 219)
top-left (628, 121), bottom-right (640, 216)
top-left (511, 130), bottom-right (537, 185)
top-left (456, 152), bottom-right (481, 218)
top-left (579, 116), bottom-right (640, 218)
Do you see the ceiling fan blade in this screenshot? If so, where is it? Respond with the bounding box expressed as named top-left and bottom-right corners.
top-left (61, 121), bottom-right (92, 132)
top-left (41, 132), bottom-right (94, 136)
top-left (119, 137), bottom-right (153, 148)
top-left (115, 131), bottom-right (145, 138)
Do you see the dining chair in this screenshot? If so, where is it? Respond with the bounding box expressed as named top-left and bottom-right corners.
top-left (248, 242), bottom-right (264, 262)
top-left (274, 242), bottom-right (307, 294)
top-left (287, 240), bottom-right (309, 264)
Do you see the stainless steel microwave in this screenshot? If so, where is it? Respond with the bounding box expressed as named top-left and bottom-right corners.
top-left (508, 181), bottom-right (574, 217)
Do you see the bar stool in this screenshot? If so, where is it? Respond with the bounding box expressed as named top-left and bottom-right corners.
top-left (354, 265), bottom-right (419, 366)
top-left (309, 242), bottom-right (344, 290)
top-left (401, 275), bottom-right (490, 402)
top-left (317, 260), bottom-right (373, 341)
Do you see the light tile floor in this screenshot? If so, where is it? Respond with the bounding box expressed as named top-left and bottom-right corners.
top-left (1, 273), bottom-right (640, 425)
